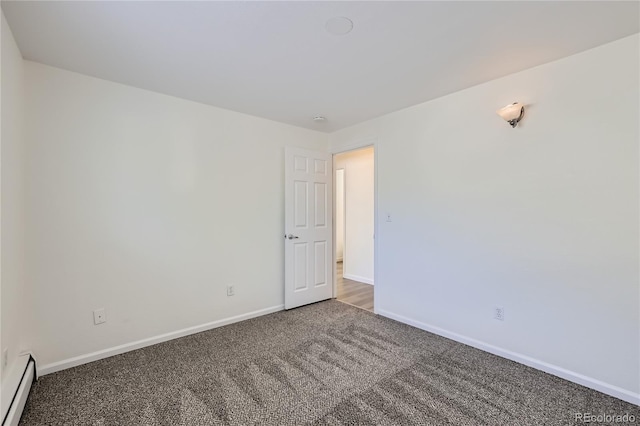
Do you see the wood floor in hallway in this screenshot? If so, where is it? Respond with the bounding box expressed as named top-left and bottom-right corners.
top-left (336, 261), bottom-right (374, 311)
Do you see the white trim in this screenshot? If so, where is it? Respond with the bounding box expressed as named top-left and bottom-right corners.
top-left (335, 167), bottom-right (346, 295)
top-left (39, 305), bottom-right (284, 376)
top-left (330, 137), bottom-right (378, 154)
top-left (1, 354), bottom-right (32, 424)
top-left (343, 273), bottom-right (374, 285)
top-left (332, 156), bottom-right (338, 299)
top-left (4, 358), bottom-right (35, 426)
top-left (372, 140), bottom-right (379, 314)
top-left (378, 309), bottom-right (640, 406)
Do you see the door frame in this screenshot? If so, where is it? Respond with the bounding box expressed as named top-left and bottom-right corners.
top-left (331, 138), bottom-right (378, 313)
top-left (335, 168), bottom-right (346, 265)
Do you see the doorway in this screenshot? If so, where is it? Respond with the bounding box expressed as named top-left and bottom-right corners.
top-left (334, 146), bottom-right (374, 311)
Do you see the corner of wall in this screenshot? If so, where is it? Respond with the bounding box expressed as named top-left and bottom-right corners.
top-left (1, 9), bottom-right (28, 386)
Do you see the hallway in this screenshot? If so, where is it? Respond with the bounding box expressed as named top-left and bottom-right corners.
top-left (336, 261), bottom-right (373, 311)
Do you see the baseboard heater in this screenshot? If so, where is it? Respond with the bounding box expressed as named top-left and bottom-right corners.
top-left (1, 355), bottom-right (36, 426)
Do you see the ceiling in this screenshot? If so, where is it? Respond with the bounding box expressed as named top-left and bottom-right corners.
top-left (2, 1), bottom-right (638, 132)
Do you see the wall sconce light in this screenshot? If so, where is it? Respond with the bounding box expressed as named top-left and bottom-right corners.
top-left (496, 102), bottom-right (525, 128)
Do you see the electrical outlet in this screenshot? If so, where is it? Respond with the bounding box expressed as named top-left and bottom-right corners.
top-left (494, 307), bottom-right (505, 321)
top-left (227, 285), bottom-right (235, 297)
top-left (2, 349), bottom-right (8, 369)
top-left (93, 308), bottom-right (107, 325)
top-left (386, 213), bottom-right (392, 222)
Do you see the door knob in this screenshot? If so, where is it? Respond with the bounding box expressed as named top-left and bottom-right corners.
top-left (286, 234), bottom-right (299, 240)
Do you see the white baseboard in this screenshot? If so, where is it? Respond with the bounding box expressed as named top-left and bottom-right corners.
top-left (343, 273), bottom-right (374, 285)
top-left (39, 305), bottom-right (284, 376)
top-left (378, 309), bottom-right (640, 406)
top-left (1, 354), bottom-right (35, 426)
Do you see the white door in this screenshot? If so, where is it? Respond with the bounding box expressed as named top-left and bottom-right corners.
top-left (284, 147), bottom-right (333, 309)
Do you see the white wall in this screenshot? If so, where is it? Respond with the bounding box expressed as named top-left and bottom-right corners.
top-left (335, 147), bottom-right (374, 285)
top-left (330, 34), bottom-right (639, 401)
top-left (335, 169), bottom-right (344, 261)
top-left (23, 61), bottom-right (328, 368)
top-left (1, 11), bottom-right (26, 382)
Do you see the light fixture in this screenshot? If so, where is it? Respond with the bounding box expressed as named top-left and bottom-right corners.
top-left (325, 17), bottom-right (353, 36)
top-left (313, 116), bottom-right (327, 122)
top-left (496, 102), bottom-right (525, 128)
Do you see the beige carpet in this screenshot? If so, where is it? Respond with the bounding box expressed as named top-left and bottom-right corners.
top-left (20, 300), bottom-right (639, 425)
